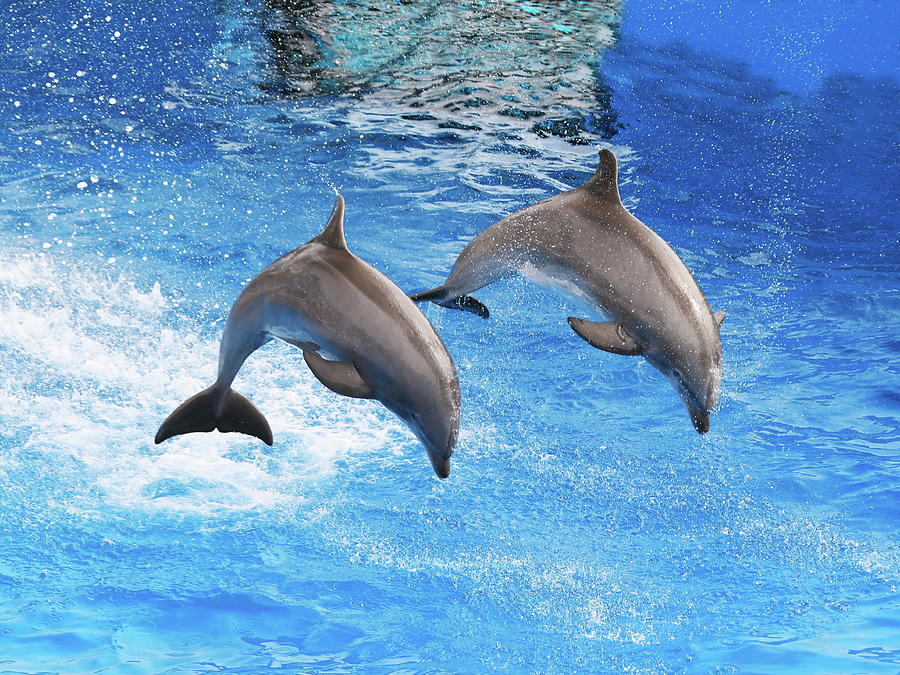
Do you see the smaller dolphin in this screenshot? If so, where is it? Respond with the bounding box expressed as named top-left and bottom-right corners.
top-left (156, 195), bottom-right (461, 478)
top-left (411, 150), bottom-right (724, 433)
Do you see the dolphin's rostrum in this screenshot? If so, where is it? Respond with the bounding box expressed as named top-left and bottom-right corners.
top-left (156, 194), bottom-right (461, 478)
top-left (412, 149), bottom-right (724, 433)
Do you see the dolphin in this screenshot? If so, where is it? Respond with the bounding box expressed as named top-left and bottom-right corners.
top-left (156, 194), bottom-right (461, 478)
top-left (411, 149), bottom-right (724, 433)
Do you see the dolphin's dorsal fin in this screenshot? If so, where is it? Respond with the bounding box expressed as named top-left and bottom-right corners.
top-left (313, 194), bottom-right (347, 249)
top-left (584, 149), bottom-right (621, 204)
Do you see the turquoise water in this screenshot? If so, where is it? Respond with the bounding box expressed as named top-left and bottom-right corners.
top-left (1, 0), bottom-right (898, 672)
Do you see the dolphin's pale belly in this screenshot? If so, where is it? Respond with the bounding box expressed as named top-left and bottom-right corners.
top-left (520, 261), bottom-right (604, 316)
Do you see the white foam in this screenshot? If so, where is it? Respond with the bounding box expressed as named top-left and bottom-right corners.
top-left (0, 252), bottom-right (408, 515)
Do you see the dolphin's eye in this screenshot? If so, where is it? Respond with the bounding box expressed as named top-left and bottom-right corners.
top-left (672, 369), bottom-right (683, 381)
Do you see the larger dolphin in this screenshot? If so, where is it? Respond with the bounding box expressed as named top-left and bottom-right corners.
top-left (156, 195), bottom-right (461, 478)
top-left (412, 150), bottom-right (723, 433)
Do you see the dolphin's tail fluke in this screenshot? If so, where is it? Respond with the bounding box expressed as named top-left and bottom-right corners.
top-left (410, 286), bottom-right (489, 319)
top-left (154, 386), bottom-right (273, 445)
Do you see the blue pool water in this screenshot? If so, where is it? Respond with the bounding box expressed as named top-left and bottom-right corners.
top-left (1, 0), bottom-right (898, 672)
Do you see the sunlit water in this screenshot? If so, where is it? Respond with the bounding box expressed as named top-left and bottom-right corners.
top-left (1, 0), bottom-right (898, 672)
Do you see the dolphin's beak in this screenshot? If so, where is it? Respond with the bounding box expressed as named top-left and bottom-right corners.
top-left (424, 425), bottom-right (456, 479)
top-left (403, 411), bottom-right (456, 479)
top-left (689, 408), bottom-right (710, 434)
top-left (680, 386), bottom-right (711, 434)
top-left (427, 451), bottom-right (451, 479)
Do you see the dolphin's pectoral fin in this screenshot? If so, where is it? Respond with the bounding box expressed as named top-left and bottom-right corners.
top-left (410, 287), bottom-right (489, 318)
top-left (567, 317), bottom-right (642, 356)
top-left (302, 350), bottom-right (374, 399)
top-left (713, 311), bottom-right (726, 327)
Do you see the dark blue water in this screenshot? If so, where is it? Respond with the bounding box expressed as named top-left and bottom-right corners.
top-left (1, 1), bottom-right (898, 672)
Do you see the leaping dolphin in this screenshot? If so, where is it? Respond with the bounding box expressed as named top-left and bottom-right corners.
top-left (156, 194), bottom-right (461, 478)
top-left (411, 149), bottom-right (724, 433)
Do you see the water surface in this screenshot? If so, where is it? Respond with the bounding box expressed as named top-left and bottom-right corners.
top-left (0, 0), bottom-right (898, 672)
